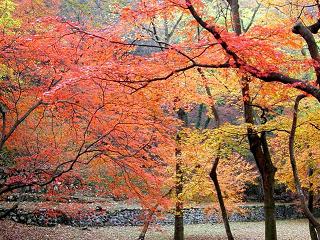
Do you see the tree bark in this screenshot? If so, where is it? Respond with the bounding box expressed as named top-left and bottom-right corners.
top-left (223, 3), bottom-right (278, 237)
top-left (292, 22), bottom-right (320, 85)
top-left (291, 15), bottom-right (320, 240)
top-left (308, 167), bottom-right (318, 240)
top-left (210, 159), bottom-right (234, 240)
top-left (138, 208), bottom-right (155, 240)
top-left (242, 80), bottom-right (277, 240)
top-left (261, 152), bottom-right (277, 240)
top-left (137, 188), bottom-right (173, 240)
top-left (226, 0), bottom-right (242, 35)
top-left (174, 108), bottom-right (187, 240)
top-left (227, 0), bottom-right (278, 235)
top-left (174, 152), bottom-right (184, 240)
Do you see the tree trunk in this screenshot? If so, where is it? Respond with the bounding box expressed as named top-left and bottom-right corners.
top-left (262, 168), bottom-right (277, 240)
top-left (137, 188), bottom-right (173, 240)
top-left (289, 95), bottom-right (320, 237)
top-left (308, 167), bottom-right (318, 240)
top-left (210, 161), bottom-right (234, 240)
top-left (174, 204), bottom-right (184, 240)
top-left (242, 80), bottom-right (277, 240)
top-left (225, 1), bottom-right (278, 237)
top-left (174, 160), bottom-right (184, 240)
top-left (293, 18), bottom-right (320, 240)
top-left (308, 186), bottom-right (318, 240)
top-left (138, 209), bottom-right (154, 240)
top-left (198, 67), bottom-right (234, 239)
top-left (174, 108), bottom-right (187, 240)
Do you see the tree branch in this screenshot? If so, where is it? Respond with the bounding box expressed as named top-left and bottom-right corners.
top-left (0, 100), bottom-right (43, 150)
top-left (185, 0), bottom-right (320, 101)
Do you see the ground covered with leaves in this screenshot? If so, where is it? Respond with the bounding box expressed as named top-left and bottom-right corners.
top-left (0, 219), bottom-right (311, 240)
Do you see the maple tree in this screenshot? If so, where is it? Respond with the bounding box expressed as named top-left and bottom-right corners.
top-left (0, 0), bottom-right (176, 215)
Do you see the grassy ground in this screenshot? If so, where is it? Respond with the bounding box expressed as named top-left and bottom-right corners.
top-left (0, 219), bottom-right (312, 240)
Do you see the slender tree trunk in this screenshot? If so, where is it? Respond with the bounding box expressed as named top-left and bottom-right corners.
top-left (210, 160), bottom-right (234, 240)
top-left (137, 189), bottom-right (173, 240)
top-left (174, 204), bottom-right (184, 240)
top-left (289, 95), bottom-right (320, 237)
top-left (261, 132), bottom-right (277, 240)
top-left (292, 16), bottom-right (320, 240)
top-left (195, 104), bottom-right (204, 129)
top-left (292, 14), bottom-right (320, 240)
top-left (308, 182), bottom-right (318, 240)
top-left (198, 67), bottom-right (234, 239)
top-left (138, 209), bottom-right (154, 240)
top-left (174, 108), bottom-right (187, 240)
top-left (174, 157), bottom-right (184, 240)
top-left (308, 155), bottom-right (319, 240)
top-left (308, 195), bottom-right (318, 240)
top-left (254, 146), bottom-right (277, 240)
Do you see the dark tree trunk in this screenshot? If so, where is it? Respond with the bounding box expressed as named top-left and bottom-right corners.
top-left (308, 187), bottom-right (318, 240)
top-left (198, 67), bottom-right (234, 240)
top-left (225, 1), bottom-right (278, 237)
top-left (174, 157), bottom-right (184, 240)
top-left (242, 80), bottom-right (277, 240)
top-left (261, 132), bottom-right (277, 240)
top-left (308, 167), bottom-right (318, 240)
top-left (195, 103), bottom-right (204, 129)
top-left (252, 138), bottom-right (277, 240)
top-left (174, 108), bottom-right (187, 240)
top-left (137, 189), bottom-right (173, 240)
top-left (174, 202), bottom-right (184, 240)
top-left (289, 95), bottom-right (320, 236)
top-left (138, 209), bottom-right (153, 240)
top-left (292, 17), bottom-right (320, 240)
top-left (210, 161), bottom-right (234, 240)
top-left (262, 166), bottom-right (277, 240)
